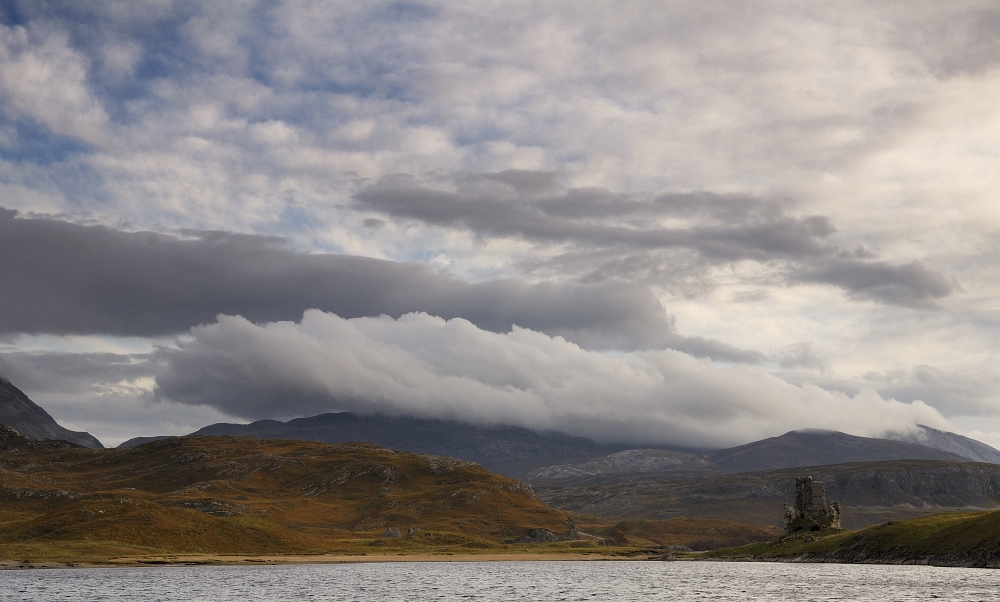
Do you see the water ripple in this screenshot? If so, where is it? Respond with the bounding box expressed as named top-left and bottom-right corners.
top-left (1, 561), bottom-right (995, 601)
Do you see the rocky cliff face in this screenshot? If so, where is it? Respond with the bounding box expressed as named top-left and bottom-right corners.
top-left (534, 460), bottom-right (1000, 529)
top-left (0, 377), bottom-right (103, 448)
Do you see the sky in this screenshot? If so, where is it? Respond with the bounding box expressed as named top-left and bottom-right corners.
top-left (0, 1), bottom-right (997, 448)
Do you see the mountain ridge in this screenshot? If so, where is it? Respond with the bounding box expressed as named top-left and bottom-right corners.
top-left (120, 412), bottom-right (1000, 478)
top-left (160, 412), bottom-right (623, 475)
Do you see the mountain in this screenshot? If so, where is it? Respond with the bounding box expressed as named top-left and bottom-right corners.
top-left (534, 459), bottom-right (1000, 529)
top-left (120, 412), bottom-right (618, 475)
top-left (124, 415), bottom-right (1000, 479)
top-left (885, 425), bottom-right (1000, 464)
top-left (0, 377), bottom-right (103, 449)
top-left (526, 429), bottom-right (973, 482)
top-left (706, 429), bottom-right (967, 472)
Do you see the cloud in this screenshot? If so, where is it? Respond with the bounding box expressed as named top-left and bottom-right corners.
top-left (776, 364), bottom-right (1000, 421)
top-left (0, 22), bottom-right (108, 145)
top-left (354, 172), bottom-right (953, 308)
top-left (356, 173), bottom-right (835, 259)
top-left (0, 1), bottom-right (994, 445)
top-left (778, 342), bottom-right (827, 373)
top-left (792, 258), bottom-right (953, 308)
top-left (153, 310), bottom-right (951, 448)
top-left (0, 208), bottom-right (763, 358)
top-left (0, 350), bottom-right (152, 394)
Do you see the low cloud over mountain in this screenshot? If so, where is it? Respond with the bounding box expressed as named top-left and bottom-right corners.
top-left (154, 310), bottom-right (949, 449)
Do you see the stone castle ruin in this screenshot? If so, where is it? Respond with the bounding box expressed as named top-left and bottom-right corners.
top-left (783, 476), bottom-right (842, 533)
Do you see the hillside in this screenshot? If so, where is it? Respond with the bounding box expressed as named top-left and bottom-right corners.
top-left (885, 425), bottom-right (1000, 464)
top-left (526, 430), bottom-right (977, 482)
top-left (123, 412), bottom-right (620, 475)
top-left (705, 430), bottom-right (967, 472)
top-left (711, 509), bottom-right (1000, 568)
top-left (0, 377), bottom-right (102, 448)
top-left (535, 460), bottom-right (1000, 529)
top-left (124, 417), bottom-right (1000, 480)
top-left (0, 432), bottom-right (575, 560)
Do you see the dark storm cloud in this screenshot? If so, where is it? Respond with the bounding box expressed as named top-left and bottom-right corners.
top-left (355, 172), bottom-right (952, 307)
top-left (0, 208), bottom-right (759, 358)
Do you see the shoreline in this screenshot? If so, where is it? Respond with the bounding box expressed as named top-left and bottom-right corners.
top-left (0, 552), bottom-right (661, 570)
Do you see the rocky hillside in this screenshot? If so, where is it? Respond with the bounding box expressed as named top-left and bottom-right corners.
top-left (527, 448), bottom-right (720, 481)
top-left (0, 377), bottom-right (102, 448)
top-left (0, 435), bottom-right (572, 558)
top-left (527, 430), bottom-right (978, 482)
top-left (535, 460), bottom-right (1000, 529)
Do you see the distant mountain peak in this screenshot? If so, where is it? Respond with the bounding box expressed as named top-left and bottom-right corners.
top-left (0, 376), bottom-right (103, 449)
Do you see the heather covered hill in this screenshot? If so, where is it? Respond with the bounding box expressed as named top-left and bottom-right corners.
top-left (0, 435), bottom-right (572, 559)
top-left (0, 377), bottom-right (102, 449)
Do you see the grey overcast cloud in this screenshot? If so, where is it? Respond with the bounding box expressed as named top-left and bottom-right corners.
top-left (0, 1), bottom-right (997, 447)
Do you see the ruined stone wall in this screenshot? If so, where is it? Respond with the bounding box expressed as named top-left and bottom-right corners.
top-left (784, 476), bottom-right (842, 532)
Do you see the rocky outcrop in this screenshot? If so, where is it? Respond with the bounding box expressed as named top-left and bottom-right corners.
top-left (0, 424), bottom-right (85, 453)
top-left (784, 476), bottom-right (841, 532)
top-left (516, 519), bottom-right (580, 543)
top-left (382, 527), bottom-right (401, 538)
top-left (598, 530), bottom-right (629, 546)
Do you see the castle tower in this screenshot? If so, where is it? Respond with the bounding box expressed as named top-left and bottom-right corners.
top-left (783, 476), bottom-right (842, 532)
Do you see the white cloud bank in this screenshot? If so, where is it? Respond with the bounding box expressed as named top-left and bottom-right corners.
top-left (155, 310), bottom-right (951, 448)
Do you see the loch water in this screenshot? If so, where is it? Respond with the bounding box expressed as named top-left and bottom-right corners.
top-left (3, 560), bottom-right (997, 601)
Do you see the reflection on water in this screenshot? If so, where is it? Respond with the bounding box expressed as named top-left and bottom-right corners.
top-left (2, 560), bottom-right (995, 601)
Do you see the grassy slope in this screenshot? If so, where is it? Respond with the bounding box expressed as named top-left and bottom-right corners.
top-left (0, 436), bottom-right (576, 561)
top-left (709, 509), bottom-right (1000, 567)
top-left (0, 436), bottom-right (787, 562)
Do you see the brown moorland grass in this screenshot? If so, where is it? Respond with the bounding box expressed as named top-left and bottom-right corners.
top-left (0, 436), bottom-right (578, 561)
top-left (0, 435), bottom-right (789, 563)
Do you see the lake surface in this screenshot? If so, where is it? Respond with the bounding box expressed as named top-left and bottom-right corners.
top-left (2, 560), bottom-right (996, 601)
